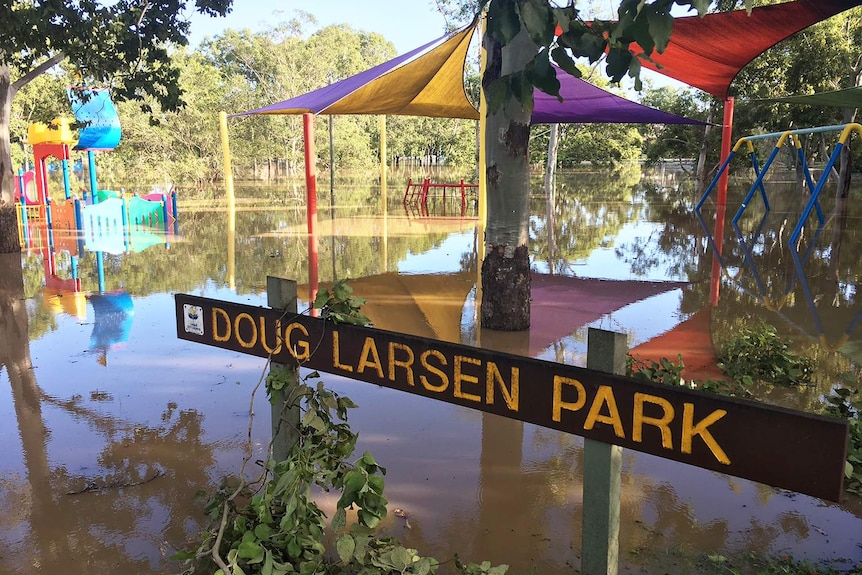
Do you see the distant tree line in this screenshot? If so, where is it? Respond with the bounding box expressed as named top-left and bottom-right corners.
top-left (8, 6), bottom-right (860, 192)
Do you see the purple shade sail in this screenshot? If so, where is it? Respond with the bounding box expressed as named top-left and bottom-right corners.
top-left (532, 68), bottom-right (705, 125)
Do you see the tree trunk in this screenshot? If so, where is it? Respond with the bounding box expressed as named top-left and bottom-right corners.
top-left (480, 25), bottom-right (536, 331)
top-left (0, 64), bottom-right (22, 254)
top-left (694, 102), bottom-right (716, 197)
top-left (543, 124), bottom-right (559, 196)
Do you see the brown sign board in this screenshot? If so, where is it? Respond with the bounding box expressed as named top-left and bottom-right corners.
top-left (175, 293), bottom-right (849, 502)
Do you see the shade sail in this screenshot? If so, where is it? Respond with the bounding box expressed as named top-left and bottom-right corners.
top-left (754, 86), bottom-right (862, 107)
top-left (237, 25), bottom-right (480, 120)
top-left (532, 67), bottom-right (704, 125)
top-left (636, 0), bottom-right (862, 99)
top-left (238, 31), bottom-right (704, 125)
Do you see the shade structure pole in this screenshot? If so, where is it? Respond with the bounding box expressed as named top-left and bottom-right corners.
top-left (710, 97), bottom-right (734, 307)
top-left (476, 14), bottom-right (488, 344)
top-left (380, 115), bottom-right (389, 273)
top-left (219, 111), bottom-right (237, 290)
top-left (304, 113), bottom-right (319, 309)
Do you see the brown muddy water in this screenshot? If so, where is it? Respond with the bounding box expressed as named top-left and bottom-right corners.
top-left (1, 167), bottom-right (861, 575)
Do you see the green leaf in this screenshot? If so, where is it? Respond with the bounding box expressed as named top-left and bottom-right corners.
top-left (262, 550), bottom-right (274, 575)
top-left (332, 507), bottom-right (347, 531)
top-left (336, 534), bottom-right (356, 564)
top-left (390, 546), bottom-right (414, 571)
top-left (528, 50), bottom-right (560, 100)
top-left (169, 549), bottom-right (197, 561)
top-left (509, 72), bottom-right (534, 111)
top-left (519, 0), bottom-right (553, 45)
top-left (647, 9), bottom-right (673, 53)
top-left (485, 77), bottom-right (509, 114)
top-left (847, 461), bottom-right (854, 479)
top-left (237, 540), bottom-right (264, 560)
top-left (488, 0), bottom-right (520, 44)
top-left (605, 46), bottom-right (633, 82)
top-left (551, 46), bottom-right (580, 79)
top-left (313, 289), bottom-right (329, 309)
top-left (254, 524), bottom-right (273, 540)
top-left (358, 509), bottom-right (381, 528)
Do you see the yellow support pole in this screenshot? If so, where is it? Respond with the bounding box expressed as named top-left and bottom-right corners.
top-left (219, 111), bottom-right (236, 290)
top-left (380, 115), bottom-right (388, 273)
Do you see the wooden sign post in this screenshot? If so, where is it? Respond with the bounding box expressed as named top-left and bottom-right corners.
top-left (266, 277), bottom-right (300, 461)
top-left (582, 329), bottom-right (626, 575)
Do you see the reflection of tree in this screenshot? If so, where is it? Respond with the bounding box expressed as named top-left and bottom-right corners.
top-left (530, 167), bottom-right (643, 275)
top-left (1, 252), bottom-right (217, 575)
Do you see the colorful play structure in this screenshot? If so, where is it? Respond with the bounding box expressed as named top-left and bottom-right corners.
top-left (14, 87), bottom-right (178, 256)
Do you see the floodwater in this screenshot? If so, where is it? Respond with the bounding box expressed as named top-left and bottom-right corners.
top-left (1, 166), bottom-right (861, 575)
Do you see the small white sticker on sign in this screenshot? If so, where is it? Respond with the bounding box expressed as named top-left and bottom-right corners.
top-left (184, 304), bottom-right (204, 336)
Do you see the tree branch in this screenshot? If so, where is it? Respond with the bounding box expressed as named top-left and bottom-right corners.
top-left (11, 52), bottom-right (66, 95)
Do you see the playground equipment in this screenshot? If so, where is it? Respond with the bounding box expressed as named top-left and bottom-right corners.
top-left (696, 123), bottom-right (862, 356)
top-left (14, 87), bottom-right (179, 256)
top-left (696, 123), bottom-right (862, 246)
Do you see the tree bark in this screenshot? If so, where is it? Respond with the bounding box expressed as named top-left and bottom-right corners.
top-left (0, 64), bottom-right (22, 253)
top-left (480, 24), bottom-right (536, 331)
top-left (694, 102), bottom-right (716, 197)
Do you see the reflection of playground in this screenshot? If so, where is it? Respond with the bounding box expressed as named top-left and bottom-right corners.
top-left (0, 253), bottom-right (216, 575)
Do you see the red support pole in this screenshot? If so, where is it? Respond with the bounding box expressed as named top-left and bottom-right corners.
top-left (710, 97), bottom-right (734, 307)
top-left (303, 113), bottom-right (319, 312)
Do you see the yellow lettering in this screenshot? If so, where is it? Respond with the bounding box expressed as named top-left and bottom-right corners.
top-left (486, 362), bottom-right (519, 411)
top-left (332, 331), bottom-right (353, 372)
top-left (454, 355), bottom-right (482, 402)
top-left (682, 404), bottom-right (730, 465)
top-left (357, 337), bottom-right (384, 377)
top-left (212, 307), bottom-right (231, 342)
top-left (633, 393), bottom-right (674, 449)
top-left (420, 350), bottom-right (449, 392)
top-left (388, 343), bottom-right (415, 386)
top-left (552, 376), bottom-right (586, 422)
top-left (584, 385), bottom-right (625, 438)
top-left (234, 313), bottom-right (258, 349)
top-left (259, 318), bottom-right (282, 354)
top-left (284, 322), bottom-right (310, 361)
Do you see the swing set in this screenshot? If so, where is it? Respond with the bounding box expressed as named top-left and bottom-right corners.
top-left (695, 122), bottom-right (862, 349)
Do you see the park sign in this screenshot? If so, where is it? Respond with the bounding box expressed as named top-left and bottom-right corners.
top-left (175, 293), bottom-right (850, 502)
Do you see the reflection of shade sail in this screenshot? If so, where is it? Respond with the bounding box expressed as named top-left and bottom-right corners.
top-left (635, 0), bottom-right (862, 99)
top-left (310, 272), bottom-right (686, 356)
top-left (68, 88), bottom-right (122, 150)
top-left (236, 26), bottom-right (702, 125)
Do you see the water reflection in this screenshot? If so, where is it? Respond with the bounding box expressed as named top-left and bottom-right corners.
top-left (2, 170), bottom-right (862, 575)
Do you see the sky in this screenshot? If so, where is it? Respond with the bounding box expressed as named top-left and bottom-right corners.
top-left (187, 1), bottom-right (453, 54)
top-left (185, 1), bottom-right (685, 93)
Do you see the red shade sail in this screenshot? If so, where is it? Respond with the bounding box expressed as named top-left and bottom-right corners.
top-left (636, 0), bottom-right (862, 98)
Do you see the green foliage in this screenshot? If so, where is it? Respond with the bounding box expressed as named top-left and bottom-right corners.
top-left (479, 0), bottom-right (739, 114)
top-left (627, 354), bottom-right (751, 397)
top-left (823, 384), bottom-right (862, 495)
top-left (313, 279), bottom-right (371, 326)
top-left (176, 281), bottom-right (507, 575)
top-left (717, 322), bottom-right (815, 387)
